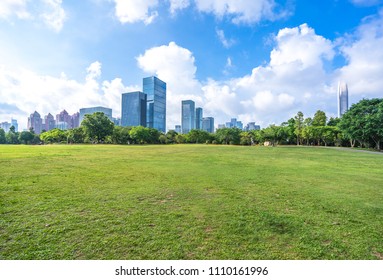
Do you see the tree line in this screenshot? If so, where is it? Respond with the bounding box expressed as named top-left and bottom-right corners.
top-left (1, 98), bottom-right (382, 150)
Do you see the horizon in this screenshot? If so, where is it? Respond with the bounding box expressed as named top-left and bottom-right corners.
top-left (1, 0), bottom-right (383, 131)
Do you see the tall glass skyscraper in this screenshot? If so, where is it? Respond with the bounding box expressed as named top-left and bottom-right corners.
top-left (182, 100), bottom-right (195, 134)
top-left (202, 117), bottom-right (214, 133)
top-left (121, 91), bottom-right (147, 127)
top-left (143, 76), bottom-right (166, 133)
top-left (195, 107), bottom-right (203, 130)
top-left (338, 82), bottom-right (349, 118)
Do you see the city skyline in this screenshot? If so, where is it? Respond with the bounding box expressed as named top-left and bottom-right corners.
top-left (1, 1), bottom-right (383, 130)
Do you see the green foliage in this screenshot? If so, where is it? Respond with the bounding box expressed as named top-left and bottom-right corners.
top-left (0, 128), bottom-right (6, 144)
top-left (294, 111), bottom-right (304, 145)
top-left (112, 126), bottom-right (131, 144)
top-left (312, 110), bottom-right (327, 126)
top-left (185, 129), bottom-right (210, 143)
top-left (6, 130), bottom-right (19, 144)
top-left (67, 127), bottom-right (85, 144)
top-left (81, 112), bottom-right (114, 143)
top-left (339, 98), bottom-right (383, 149)
top-left (215, 127), bottom-right (242, 144)
top-left (40, 128), bottom-right (67, 144)
top-left (19, 131), bottom-right (34, 144)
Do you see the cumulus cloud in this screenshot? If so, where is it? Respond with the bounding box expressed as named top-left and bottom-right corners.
top-left (337, 9), bottom-right (383, 96)
top-left (0, 62), bottom-right (134, 129)
top-left (194, 0), bottom-right (288, 24)
top-left (0, 0), bottom-right (66, 31)
top-left (40, 0), bottom-right (66, 32)
top-left (169, 0), bottom-right (190, 15)
top-left (113, 0), bottom-right (158, 25)
top-left (350, 0), bottom-right (383, 6)
top-left (0, 0), bottom-right (29, 19)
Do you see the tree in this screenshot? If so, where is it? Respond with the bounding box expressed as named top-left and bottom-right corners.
top-left (81, 112), bottom-right (114, 143)
top-left (129, 126), bottom-right (151, 144)
top-left (186, 129), bottom-right (210, 144)
top-left (312, 110), bottom-right (327, 127)
top-left (67, 127), bottom-right (85, 144)
top-left (0, 128), bottom-right (6, 144)
top-left (327, 117), bottom-right (340, 126)
top-left (215, 127), bottom-right (242, 145)
top-left (294, 111), bottom-right (304, 145)
top-left (339, 98), bottom-right (383, 150)
top-left (19, 131), bottom-right (34, 144)
top-left (111, 126), bottom-right (131, 144)
top-left (40, 128), bottom-right (67, 144)
top-left (165, 130), bottom-right (178, 144)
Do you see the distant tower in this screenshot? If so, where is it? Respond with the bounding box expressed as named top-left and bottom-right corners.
top-left (338, 82), bottom-right (349, 118)
top-left (143, 76), bottom-right (166, 133)
top-left (121, 91), bottom-right (147, 127)
top-left (181, 100), bottom-right (195, 134)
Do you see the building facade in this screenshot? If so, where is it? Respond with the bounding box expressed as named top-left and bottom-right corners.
top-left (0, 122), bottom-right (11, 132)
top-left (79, 106), bottom-right (113, 125)
top-left (195, 107), bottom-right (203, 130)
top-left (175, 125), bottom-right (181, 134)
top-left (338, 82), bottom-right (349, 118)
top-left (143, 76), bottom-right (166, 133)
top-left (44, 113), bottom-right (56, 131)
top-left (182, 100), bottom-right (195, 134)
top-left (121, 91), bottom-right (147, 127)
top-left (225, 118), bottom-right (243, 130)
top-left (28, 111), bottom-right (43, 134)
top-left (202, 117), bottom-right (214, 133)
top-left (245, 122), bottom-right (261, 131)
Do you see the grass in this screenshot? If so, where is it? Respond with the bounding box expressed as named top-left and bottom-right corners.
top-left (0, 144), bottom-right (382, 260)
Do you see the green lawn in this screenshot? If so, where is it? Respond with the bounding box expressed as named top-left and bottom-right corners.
top-left (0, 144), bottom-right (382, 260)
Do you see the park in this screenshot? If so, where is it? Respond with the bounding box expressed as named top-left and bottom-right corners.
top-left (1, 144), bottom-right (382, 260)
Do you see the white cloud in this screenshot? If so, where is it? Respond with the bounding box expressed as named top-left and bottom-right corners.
top-left (338, 9), bottom-right (383, 96)
top-left (0, 62), bottom-right (134, 129)
top-left (169, 0), bottom-right (190, 15)
top-left (0, 0), bottom-right (29, 19)
top-left (113, 0), bottom-right (158, 25)
top-left (194, 0), bottom-right (287, 24)
top-left (40, 0), bottom-right (66, 32)
top-left (216, 29), bottom-right (236, 48)
top-left (0, 0), bottom-right (66, 31)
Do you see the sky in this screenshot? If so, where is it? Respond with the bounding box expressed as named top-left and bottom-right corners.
top-left (1, 0), bottom-right (383, 131)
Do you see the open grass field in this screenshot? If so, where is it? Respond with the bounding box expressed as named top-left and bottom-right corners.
top-left (1, 144), bottom-right (382, 260)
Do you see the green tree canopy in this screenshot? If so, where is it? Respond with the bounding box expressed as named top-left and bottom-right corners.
top-left (81, 112), bottom-right (114, 143)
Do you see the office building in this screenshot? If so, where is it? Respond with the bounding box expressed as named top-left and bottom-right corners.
top-left (175, 125), bottom-right (181, 134)
top-left (28, 111), bottom-right (43, 134)
top-left (0, 122), bottom-right (11, 132)
top-left (79, 106), bottom-right (113, 125)
top-left (71, 112), bottom-right (80, 128)
top-left (121, 91), bottom-right (147, 127)
top-left (44, 113), bottom-right (56, 131)
top-left (196, 107), bottom-right (203, 130)
top-left (225, 118), bottom-right (243, 130)
top-left (338, 82), bottom-right (349, 118)
top-left (202, 117), bottom-right (214, 133)
top-left (182, 100), bottom-right (195, 134)
top-left (11, 119), bottom-right (18, 132)
top-left (245, 122), bottom-right (260, 131)
top-left (143, 76), bottom-right (166, 133)
top-left (218, 124), bottom-right (226, 129)
top-left (56, 110), bottom-right (71, 128)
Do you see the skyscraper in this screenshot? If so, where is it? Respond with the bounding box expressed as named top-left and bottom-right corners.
top-left (196, 107), bottom-right (203, 130)
top-left (79, 106), bottom-right (113, 125)
top-left (28, 111), bottom-right (43, 134)
top-left (44, 113), bottom-right (56, 131)
top-left (338, 82), bottom-right (349, 118)
top-left (182, 100), bottom-right (195, 134)
top-left (202, 117), bottom-right (214, 133)
top-left (11, 119), bottom-right (18, 132)
top-left (121, 91), bottom-right (147, 127)
top-left (143, 76), bottom-right (166, 133)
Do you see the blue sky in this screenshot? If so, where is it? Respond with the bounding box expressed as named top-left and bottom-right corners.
top-left (1, 0), bottom-right (383, 131)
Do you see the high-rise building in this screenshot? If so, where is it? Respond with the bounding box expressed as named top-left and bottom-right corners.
top-left (225, 118), bottom-right (243, 130)
top-left (196, 107), bottom-right (203, 130)
top-left (245, 122), bottom-right (260, 131)
top-left (0, 122), bottom-right (11, 132)
top-left (79, 106), bottom-right (113, 125)
top-left (28, 111), bottom-right (43, 134)
top-left (44, 113), bottom-right (56, 131)
top-left (182, 100), bottom-right (195, 134)
top-left (218, 124), bottom-right (226, 129)
top-left (202, 117), bottom-right (214, 133)
top-left (121, 91), bottom-right (147, 127)
top-left (338, 82), bottom-right (349, 118)
top-left (71, 112), bottom-right (80, 128)
top-left (56, 110), bottom-right (71, 128)
top-left (175, 125), bottom-right (181, 134)
top-left (11, 119), bottom-right (18, 132)
top-left (143, 76), bottom-right (166, 133)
